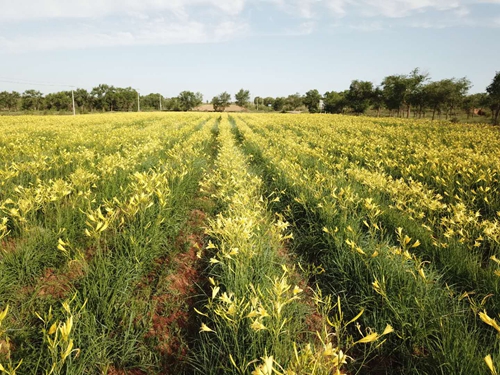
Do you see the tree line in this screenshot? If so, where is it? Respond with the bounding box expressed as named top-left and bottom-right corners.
top-left (1, 70), bottom-right (499, 124)
top-left (0, 85), bottom-right (206, 113)
top-left (253, 69), bottom-right (500, 124)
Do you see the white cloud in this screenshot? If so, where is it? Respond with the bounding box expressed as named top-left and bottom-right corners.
top-left (0, 17), bottom-right (251, 53)
top-left (213, 20), bottom-right (250, 39)
top-left (356, 0), bottom-right (463, 18)
top-left (0, 0), bottom-right (498, 52)
top-left (326, 0), bottom-right (350, 16)
top-left (0, 0), bottom-right (246, 21)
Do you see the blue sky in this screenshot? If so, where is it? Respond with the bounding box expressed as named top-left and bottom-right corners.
top-left (0, 0), bottom-right (499, 100)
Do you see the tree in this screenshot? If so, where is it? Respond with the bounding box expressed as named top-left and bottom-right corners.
top-left (424, 81), bottom-right (446, 120)
top-left (45, 91), bottom-right (72, 111)
top-left (165, 97), bottom-right (181, 111)
top-left (73, 88), bottom-right (91, 113)
top-left (381, 68), bottom-right (428, 118)
top-left (273, 97), bottom-right (285, 112)
top-left (486, 71), bottom-right (500, 125)
top-left (141, 93), bottom-right (164, 111)
top-left (371, 87), bottom-right (384, 117)
top-left (253, 96), bottom-right (264, 110)
top-left (346, 80), bottom-right (373, 114)
top-left (446, 78), bottom-right (471, 118)
top-left (423, 78), bottom-right (470, 120)
top-left (90, 84), bottom-right (112, 111)
top-left (235, 89), bottom-right (250, 107)
top-left (114, 87), bottom-right (137, 111)
top-left (0, 91), bottom-right (20, 111)
top-left (284, 93), bottom-right (303, 111)
top-left (263, 97), bottom-right (275, 108)
top-left (406, 68), bottom-right (429, 118)
top-left (21, 90), bottom-right (43, 111)
top-left (382, 75), bottom-right (407, 116)
top-left (303, 89), bottom-right (322, 113)
top-left (323, 91), bottom-right (347, 114)
top-left (212, 92), bottom-right (231, 112)
top-left (178, 91), bottom-right (203, 111)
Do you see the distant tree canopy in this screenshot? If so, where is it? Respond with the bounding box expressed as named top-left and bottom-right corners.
top-left (235, 89), bottom-right (250, 107)
top-left (1, 69), bottom-right (498, 124)
top-left (284, 93), bottom-right (303, 111)
top-left (273, 97), bottom-right (285, 112)
top-left (303, 89), bottom-right (322, 113)
top-left (323, 91), bottom-right (347, 114)
top-left (0, 91), bottom-right (20, 111)
top-left (486, 71), bottom-right (500, 125)
top-left (177, 91), bottom-right (203, 111)
top-left (21, 90), bottom-right (43, 111)
top-left (347, 80), bottom-right (374, 114)
top-left (212, 92), bottom-right (231, 112)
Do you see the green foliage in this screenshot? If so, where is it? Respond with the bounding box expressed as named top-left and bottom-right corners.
top-left (323, 91), bottom-right (346, 114)
top-left (178, 91), bottom-right (203, 111)
top-left (284, 93), bottom-right (302, 111)
top-left (486, 71), bottom-right (500, 125)
top-left (140, 93), bottom-right (164, 111)
top-left (263, 97), bottom-right (275, 107)
top-left (235, 89), bottom-right (250, 107)
top-left (21, 89), bottom-right (43, 111)
top-left (302, 89), bottom-right (322, 113)
top-left (424, 78), bottom-right (471, 119)
top-left (381, 68), bottom-right (429, 117)
top-left (273, 97), bottom-right (285, 112)
top-left (45, 92), bottom-right (72, 112)
top-left (0, 91), bottom-right (20, 111)
top-left (347, 80), bottom-right (373, 114)
top-left (211, 92), bottom-right (231, 112)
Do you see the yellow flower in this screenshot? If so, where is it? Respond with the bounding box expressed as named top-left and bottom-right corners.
top-left (211, 286), bottom-right (220, 299)
top-left (484, 354), bottom-right (498, 375)
top-left (479, 311), bottom-right (500, 333)
top-left (332, 350), bottom-right (347, 367)
top-left (382, 324), bottom-right (394, 335)
top-left (220, 292), bottom-right (232, 304)
top-left (0, 305), bottom-right (9, 324)
top-left (323, 342), bottom-right (336, 356)
top-left (200, 323), bottom-right (215, 333)
top-left (250, 319), bottom-right (267, 331)
top-left (356, 332), bottom-right (379, 344)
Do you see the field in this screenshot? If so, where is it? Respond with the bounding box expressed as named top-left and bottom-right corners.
top-left (0, 113), bottom-right (499, 375)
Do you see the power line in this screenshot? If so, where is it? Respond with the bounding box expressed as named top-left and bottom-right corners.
top-left (0, 77), bottom-right (77, 115)
top-left (0, 77), bottom-right (75, 88)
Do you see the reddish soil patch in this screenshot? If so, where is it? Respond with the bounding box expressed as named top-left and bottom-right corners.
top-left (35, 260), bottom-right (86, 300)
top-left (0, 238), bottom-right (22, 255)
top-left (193, 104), bottom-right (249, 112)
top-left (0, 339), bottom-right (11, 359)
top-left (107, 367), bottom-right (146, 375)
top-left (143, 209), bottom-right (207, 370)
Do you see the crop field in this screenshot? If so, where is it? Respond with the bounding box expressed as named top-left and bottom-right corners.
top-left (0, 112), bottom-right (499, 375)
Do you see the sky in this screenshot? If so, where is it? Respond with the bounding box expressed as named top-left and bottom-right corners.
top-left (0, 0), bottom-right (499, 100)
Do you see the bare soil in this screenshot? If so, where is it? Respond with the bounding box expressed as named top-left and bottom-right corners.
top-left (193, 104), bottom-right (248, 112)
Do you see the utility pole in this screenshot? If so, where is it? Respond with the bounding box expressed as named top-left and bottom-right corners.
top-left (71, 89), bottom-right (76, 116)
top-left (159, 94), bottom-right (162, 111)
top-left (137, 91), bottom-right (140, 112)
